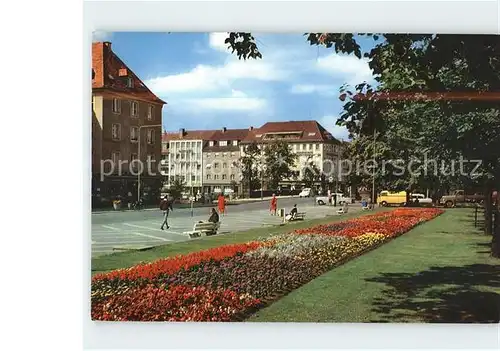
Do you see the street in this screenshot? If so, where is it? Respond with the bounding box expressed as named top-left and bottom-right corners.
top-left (91, 197), bottom-right (360, 257)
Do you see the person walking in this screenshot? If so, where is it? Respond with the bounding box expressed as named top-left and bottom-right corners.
top-left (270, 193), bottom-right (278, 216)
top-left (160, 196), bottom-right (173, 230)
top-left (217, 193), bottom-right (226, 216)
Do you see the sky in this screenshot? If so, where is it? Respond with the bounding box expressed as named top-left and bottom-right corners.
top-left (92, 31), bottom-right (377, 140)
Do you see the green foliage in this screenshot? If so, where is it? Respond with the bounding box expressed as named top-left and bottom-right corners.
top-left (239, 142), bottom-right (261, 195)
top-left (302, 162), bottom-right (321, 188)
top-left (263, 141), bottom-right (298, 189)
top-left (224, 32), bottom-right (262, 60)
top-left (169, 178), bottom-right (185, 200)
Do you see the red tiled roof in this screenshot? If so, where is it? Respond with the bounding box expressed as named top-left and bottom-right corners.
top-left (241, 120), bottom-right (340, 143)
top-left (92, 42), bottom-right (166, 105)
top-left (209, 128), bottom-right (251, 141)
top-left (162, 130), bottom-right (216, 141)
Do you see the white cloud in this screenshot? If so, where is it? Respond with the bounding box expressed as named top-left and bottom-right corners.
top-left (290, 84), bottom-right (337, 96)
top-left (145, 60), bottom-right (286, 96)
top-left (92, 31), bottom-right (112, 42)
top-left (316, 54), bottom-right (374, 86)
top-left (209, 32), bottom-right (230, 52)
top-left (319, 115), bottom-right (350, 141)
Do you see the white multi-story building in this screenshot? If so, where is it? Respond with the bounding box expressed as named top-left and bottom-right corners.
top-left (161, 129), bottom-right (213, 195)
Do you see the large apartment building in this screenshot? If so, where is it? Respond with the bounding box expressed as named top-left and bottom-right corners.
top-left (202, 127), bottom-right (251, 195)
top-left (240, 121), bottom-right (346, 190)
top-left (162, 120), bottom-right (348, 197)
top-left (92, 42), bottom-right (166, 203)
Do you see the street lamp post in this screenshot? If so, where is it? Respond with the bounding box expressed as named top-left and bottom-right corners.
top-left (137, 124), bottom-right (162, 204)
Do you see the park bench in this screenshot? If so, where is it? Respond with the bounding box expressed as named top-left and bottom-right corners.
top-left (288, 212), bottom-right (306, 221)
top-left (184, 221), bottom-right (221, 239)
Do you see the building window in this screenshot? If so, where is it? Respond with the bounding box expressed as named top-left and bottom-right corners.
top-left (131, 101), bottom-right (139, 117)
top-left (315, 144), bottom-right (320, 150)
top-left (214, 175), bottom-right (219, 180)
top-left (219, 141), bottom-right (227, 146)
top-left (112, 98), bottom-right (121, 113)
top-left (215, 153), bottom-right (219, 157)
top-left (222, 174), bottom-right (227, 180)
top-left (111, 123), bottom-right (121, 140)
top-left (191, 175), bottom-right (196, 182)
top-left (206, 174), bottom-right (211, 180)
top-left (222, 152), bottom-right (227, 157)
top-left (232, 140), bottom-right (238, 146)
top-left (130, 126), bottom-right (138, 142)
top-left (213, 162), bottom-right (219, 169)
top-left (112, 151), bottom-right (121, 165)
top-left (127, 77), bottom-right (134, 88)
top-left (207, 153), bottom-right (211, 158)
top-left (147, 129), bottom-right (155, 144)
top-left (197, 164), bottom-right (201, 170)
top-left (231, 152), bottom-right (235, 157)
top-left (209, 141), bottom-right (214, 147)
top-left (223, 163), bottom-right (227, 169)
top-left (230, 174), bottom-right (235, 180)
top-left (147, 105), bottom-right (154, 120)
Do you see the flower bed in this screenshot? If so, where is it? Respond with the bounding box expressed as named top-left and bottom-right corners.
top-left (92, 208), bottom-right (443, 321)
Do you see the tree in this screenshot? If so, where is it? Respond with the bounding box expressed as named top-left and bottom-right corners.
top-left (262, 140), bottom-right (298, 190)
top-left (239, 142), bottom-right (261, 197)
top-left (169, 178), bottom-right (185, 200)
top-left (302, 161), bottom-right (321, 188)
top-left (225, 32), bottom-right (500, 256)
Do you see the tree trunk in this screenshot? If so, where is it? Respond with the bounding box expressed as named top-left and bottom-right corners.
top-left (248, 175), bottom-right (252, 199)
top-left (484, 181), bottom-right (493, 236)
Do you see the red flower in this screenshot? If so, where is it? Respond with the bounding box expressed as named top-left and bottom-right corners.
top-left (93, 242), bottom-right (263, 282)
top-left (91, 284), bottom-right (260, 321)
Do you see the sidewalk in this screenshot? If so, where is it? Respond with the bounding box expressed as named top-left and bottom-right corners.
top-left (92, 195), bottom-right (296, 214)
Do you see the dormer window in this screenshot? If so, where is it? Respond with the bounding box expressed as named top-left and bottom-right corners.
top-left (209, 141), bottom-right (214, 147)
top-left (232, 140), bottom-right (238, 146)
top-left (308, 132), bottom-right (316, 136)
top-left (256, 134), bottom-right (262, 138)
top-left (127, 77), bottom-right (134, 88)
top-left (219, 141), bottom-right (227, 146)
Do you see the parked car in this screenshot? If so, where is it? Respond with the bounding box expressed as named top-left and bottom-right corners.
top-left (410, 193), bottom-right (433, 206)
top-left (377, 190), bottom-right (407, 207)
top-left (439, 189), bottom-right (487, 208)
top-left (299, 188), bottom-right (312, 198)
top-left (316, 193), bottom-right (352, 206)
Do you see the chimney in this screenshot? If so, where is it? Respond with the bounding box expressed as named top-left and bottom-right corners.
top-left (222, 127), bottom-right (227, 133)
top-left (249, 126), bottom-right (254, 131)
top-left (179, 128), bottom-right (185, 138)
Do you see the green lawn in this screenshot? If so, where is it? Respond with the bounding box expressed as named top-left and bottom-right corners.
top-left (92, 208), bottom-right (388, 275)
top-left (247, 208), bottom-right (500, 323)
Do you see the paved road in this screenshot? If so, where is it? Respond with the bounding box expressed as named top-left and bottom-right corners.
top-left (91, 197), bottom-right (360, 257)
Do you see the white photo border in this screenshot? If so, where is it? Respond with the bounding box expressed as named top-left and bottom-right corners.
top-left (83, 1), bottom-right (500, 350)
